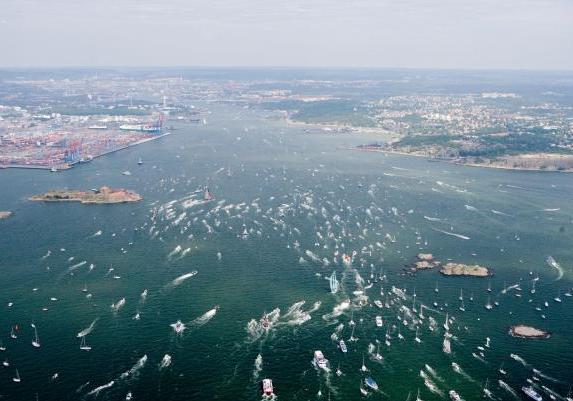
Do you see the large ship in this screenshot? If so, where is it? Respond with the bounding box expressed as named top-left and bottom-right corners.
top-left (522, 386), bottom-right (543, 401)
top-left (329, 271), bottom-right (339, 294)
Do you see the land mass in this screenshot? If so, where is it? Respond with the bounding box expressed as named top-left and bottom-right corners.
top-left (29, 186), bottom-right (141, 204)
top-left (440, 262), bottom-right (491, 277)
top-left (509, 325), bottom-right (550, 339)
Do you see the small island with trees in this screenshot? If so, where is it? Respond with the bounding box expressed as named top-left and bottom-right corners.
top-left (29, 186), bottom-right (142, 204)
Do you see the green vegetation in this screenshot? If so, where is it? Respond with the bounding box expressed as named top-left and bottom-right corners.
top-left (263, 99), bottom-right (376, 127)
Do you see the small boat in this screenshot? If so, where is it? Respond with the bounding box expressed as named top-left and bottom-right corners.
top-left (339, 339), bottom-right (348, 353)
top-left (365, 377), bottom-right (379, 391)
top-left (449, 390), bottom-right (464, 401)
top-left (260, 313), bottom-right (270, 331)
top-left (336, 363), bottom-right (342, 377)
top-left (483, 378), bottom-right (493, 398)
top-left (3, 359), bottom-right (9, 367)
top-left (80, 336), bottom-right (92, 351)
top-left (313, 350), bottom-right (329, 370)
top-left (443, 334), bottom-right (451, 354)
top-left (126, 392), bottom-right (133, 400)
top-left (203, 186), bottom-right (214, 201)
top-left (262, 378), bottom-right (274, 396)
top-left (170, 320), bottom-right (186, 334)
top-left (360, 384), bottom-right (368, 396)
top-left (522, 386), bottom-right (543, 401)
top-left (375, 316), bottom-right (383, 327)
top-left (13, 368), bottom-right (21, 382)
top-left (0, 340), bottom-right (6, 351)
top-left (485, 296), bottom-right (493, 310)
top-left (374, 300), bottom-right (384, 308)
top-left (554, 291), bottom-right (562, 303)
top-left (137, 158), bottom-right (143, 165)
top-left (329, 271), bottom-right (339, 294)
top-left (10, 326), bottom-right (17, 339)
top-left (499, 363), bottom-right (507, 375)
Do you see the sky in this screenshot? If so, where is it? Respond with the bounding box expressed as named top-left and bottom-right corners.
top-left (1, 0), bottom-right (572, 70)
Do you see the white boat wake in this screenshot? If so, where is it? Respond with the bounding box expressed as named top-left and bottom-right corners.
top-left (168, 271), bottom-right (198, 287)
top-left (253, 354), bottom-right (263, 379)
top-left (432, 228), bottom-right (470, 240)
top-left (546, 256), bottom-right (564, 281)
top-left (158, 354), bottom-right (172, 370)
top-left (190, 306), bottom-right (219, 326)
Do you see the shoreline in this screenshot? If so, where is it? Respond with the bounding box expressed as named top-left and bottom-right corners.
top-left (0, 133), bottom-right (171, 171)
top-left (351, 147), bottom-right (573, 173)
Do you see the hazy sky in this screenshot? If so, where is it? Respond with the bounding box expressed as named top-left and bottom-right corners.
top-left (1, 0), bottom-right (572, 70)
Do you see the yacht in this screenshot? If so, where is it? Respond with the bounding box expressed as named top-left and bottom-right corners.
top-left (364, 377), bottom-right (379, 391)
top-left (554, 291), bottom-right (562, 303)
top-left (522, 386), bottom-right (543, 401)
top-left (443, 334), bottom-right (451, 354)
top-left (414, 327), bottom-right (421, 343)
top-left (13, 369), bottom-right (21, 383)
top-left (0, 340), bottom-right (5, 351)
top-left (138, 158), bottom-right (143, 165)
top-left (262, 378), bottom-right (274, 396)
top-left (170, 320), bottom-right (186, 334)
top-left (339, 339), bottom-right (348, 353)
top-left (449, 390), bottom-right (463, 401)
top-left (375, 316), bottom-right (383, 327)
top-left (313, 350), bottom-right (329, 370)
top-left (260, 313), bottom-right (270, 331)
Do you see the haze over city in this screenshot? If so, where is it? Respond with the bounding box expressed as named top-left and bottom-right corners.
top-left (1, 0), bottom-right (573, 69)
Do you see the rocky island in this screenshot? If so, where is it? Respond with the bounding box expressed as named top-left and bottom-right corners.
top-left (509, 325), bottom-right (550, 339)
top-left (413, 253), bottom-right (441, 270)
top-left (440, 262), bottom-right (490, 277)
top-left (0, 211), bottom-right (12, 219)
top-left (29, 186), bottom-right (141, 204)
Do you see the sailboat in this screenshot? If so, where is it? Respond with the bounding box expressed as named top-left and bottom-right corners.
top-left (0, 340), bottom-right (6, 351)
top-left (459, 299), bottom-right (466, 312)
top-left (487, 281), bottom-right (492, 293)
top-left (13, 368), bottom-right (21, 383)
top-left (329, 271), bottom-right (339, 294)
top-left (336, 362), bottom-right (342, 377)
top-left (485, 295), bottom-right (493, 310)
top-left (416, 388), bottom-right (423, 401)
top-left (349, 325), bottom-right (357, 342)
top-left (414, 327), bottom-right (421, 343)
top-left (137, 157), bottom-right (143, 165)
top-left (483, 378), bottom-right (493, 398)
top-left (31, 324), bottom-right (40, 348)
top-left (459, 289), bottom-right (463, 301)
top-left (554, 290), bottom-right (562, 303)
top-left (10, 326), bottom-right (17, 339)
top-left (80, 336), bottom-right (92, 351)
top-left (434, 281), bottom-right (439, 293)
top-left (360, 354), bottom-right (368, 372)
top-left (375, 343), bottom-right (383, 360)
top-left (443, 313), bottom-right (449, 331)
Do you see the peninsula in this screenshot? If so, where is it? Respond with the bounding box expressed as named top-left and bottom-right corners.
top-left (29, 186), bottom-right (142, 204)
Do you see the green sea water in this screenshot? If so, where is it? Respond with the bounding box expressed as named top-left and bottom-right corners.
top-left (1, 103), bottom-right (572, 401)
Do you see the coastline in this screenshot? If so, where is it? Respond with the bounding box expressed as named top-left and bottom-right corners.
top-left (351, 147), bottom-right (573, 173)
top-left (0, 133), bottom-right (171, 171)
